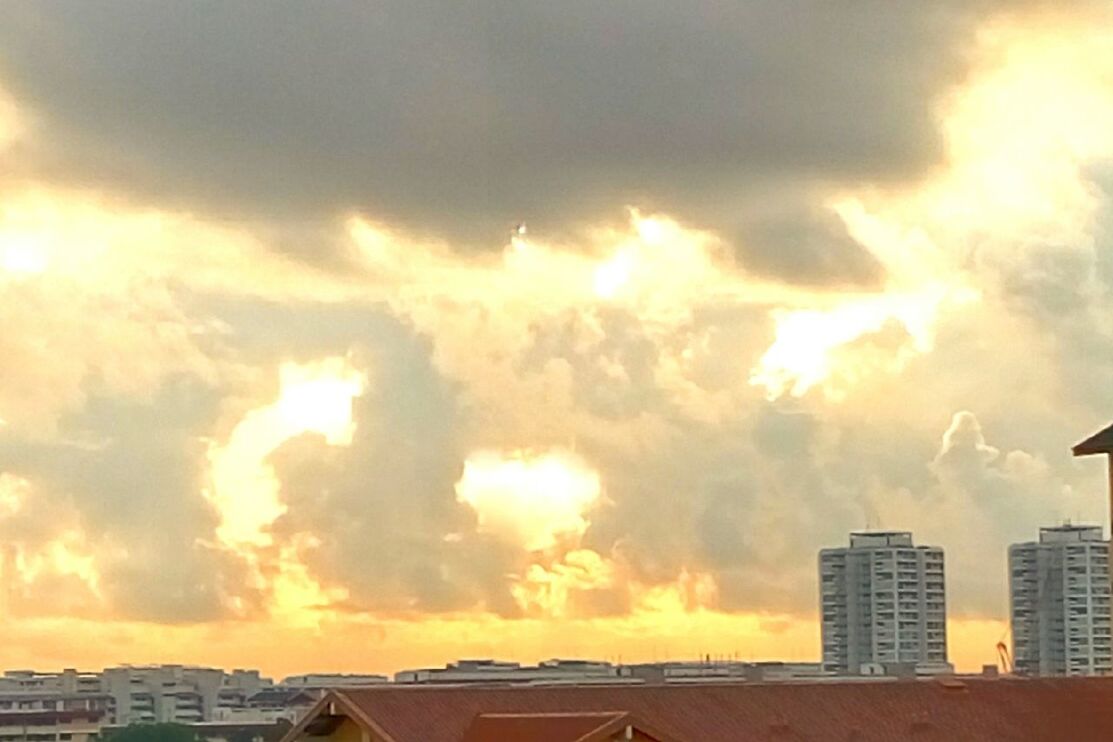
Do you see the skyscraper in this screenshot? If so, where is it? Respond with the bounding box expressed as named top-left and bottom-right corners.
top-left (819, 531), bottom-right (948, 675)
top-left (1009, 524), bottom-right (1112, 676)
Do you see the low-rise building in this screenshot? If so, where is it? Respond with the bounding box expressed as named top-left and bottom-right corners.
top-left (623, 661), bottom-right (829, 684)
top-left (0, 669), bottom-right (103, 696)
top-left (240, 688), bottom-right (319, 723)
top-left (394, 659), bottom-right (629, 685)
top-left (0, 708), bottom-right (105, 742)
top-left (0, 665), bottom-right (339, 737)
top-left (279, 674), bottom-right (388, 692)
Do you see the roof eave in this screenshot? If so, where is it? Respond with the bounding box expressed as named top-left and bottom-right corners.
top-left (1073, 424), bottom-right (1113, 457)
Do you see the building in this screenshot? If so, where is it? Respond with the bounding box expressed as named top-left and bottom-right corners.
top-left (280, 674), bottom-right (388, 692)
top-left (0, 665), bottom-right (329, 735)
top-left (1009, 524), bottom-right (1113, 676)
top-left (103, 665), bottom-right (219, 725)
top-left (239, 688), bottom-right (319, 722)
top-left (622, 661), bottom-right (828, 684)
top-left (0, 665), bottom-right (282, 726)
top-left (0, 689), bottom-right (111, 716)
top-left (0, 669), bottom-right (103, 696)
top-left (819, 531), bottom-right (948, 675)
top-left (0, 708), bottom-right (105, 742)
top-left (279, 678), bottom-right (1113, 741)
top-left (394, 659), bottom-right (627, 685)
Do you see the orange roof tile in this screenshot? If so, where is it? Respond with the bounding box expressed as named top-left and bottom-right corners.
top-left (288, 677), bottom-right (1113, 742)
top-left (463, 710), bottom-right (669, 742)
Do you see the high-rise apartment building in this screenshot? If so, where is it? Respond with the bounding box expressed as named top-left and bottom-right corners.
top-left (1009, 524), bottom-right (1112, 676)
top-left (819, 531), bottom-right (948, 675)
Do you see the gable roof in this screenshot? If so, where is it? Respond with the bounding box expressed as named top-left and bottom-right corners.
top-left (282, 677), bottom-right (1113, 742)
top-left (1074, 422), bottom-right (1113, 456)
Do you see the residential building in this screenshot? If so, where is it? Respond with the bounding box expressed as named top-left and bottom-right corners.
top-left (0, 665), bottom-right (331, 735)
top-left (622, 661), bottom-right (828, 684)
top-left (279, 678), bottom-right (1113, 741)
top-left (0, 690), bottom-right (111, 715)
top-left (0, 708), bottom-right (105, 742)
top-left (394, 659), bottom-right (628, 685)
top-left (0, 669), bottom-right (103, 696)
top-left (238, 688), bottom-right (319, 723)
top-left (819, 531), bottom-right (948, 675)
top-left (279, 674), bottom-right (388, 692)
top-left (1009, 524), bottom-right (1113, 676)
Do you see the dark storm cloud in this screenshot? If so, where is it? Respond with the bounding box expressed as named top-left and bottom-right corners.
top-left (0, 1), bottom-right (1000, 277)
top-left (732, 203), bottom-right (884, 287)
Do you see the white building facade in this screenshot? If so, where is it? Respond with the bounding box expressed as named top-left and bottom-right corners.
top-left (394, 659), bottom-right (626, 685)
top-left (819, 532), bottom-right (948, 675)
top-left (1009, 524), bottom-right (1112, 676)
top-left (0, 666), bottom-right (274, 726)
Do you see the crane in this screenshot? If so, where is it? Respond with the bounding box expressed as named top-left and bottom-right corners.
top-left (996, 640), bottom-right (1012, 675)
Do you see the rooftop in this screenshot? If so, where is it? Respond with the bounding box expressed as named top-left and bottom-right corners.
top-left (1039, 524), bottom-right (1106, 543)
top-left (283, 677), bottom-right (1113, 742)
top-left (847, 531), bottom-right (914, 548)
top-left (1074, 422), bottom-right (1113, 456)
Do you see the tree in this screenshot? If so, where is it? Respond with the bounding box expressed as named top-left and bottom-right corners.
top-left (102, 723), bottom-right (201, 742)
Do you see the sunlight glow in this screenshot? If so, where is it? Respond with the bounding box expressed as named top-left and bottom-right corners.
top-left (749, 285), bottom-right (967, 400)
top-left (269, 534), bottom-right (351, 629)
top-left (455, 449), bottom-right (602, 552)
top-left (206, 357), bottom-right (365, 550)
top-left (512, 549), bottom-right (616, 617)
top-left (748, 18), bottom-right (1113, 401)
top-left (0, 473), bottom-right (29, 517)
top-left (0, 234), bottom-right (49, 276)
top-left (11, 533), bottom-right (102, 599)
top-left (592, 249), bottom-right (635, 299)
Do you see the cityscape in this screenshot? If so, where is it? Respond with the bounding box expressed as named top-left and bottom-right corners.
top-left (5, 504), bottom-right (1113, 739)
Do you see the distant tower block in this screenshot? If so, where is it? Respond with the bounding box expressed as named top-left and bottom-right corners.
top-left (1073, 422), bottom-right (1113, 594)
top-left (818, 531), bottom-right (948, 676)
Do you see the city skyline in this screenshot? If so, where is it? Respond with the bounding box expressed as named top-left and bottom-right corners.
top-left (0, 522), bottom-right (1107, 679)
top-left (1, 2), bottom-right (1113, 679)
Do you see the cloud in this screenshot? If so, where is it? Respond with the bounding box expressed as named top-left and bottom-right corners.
top-left (731, 204), bottom-right (884, 288)
top-left (932, 411), bottom-right (1001, 485)
top-left (206, 357), bottom-right (365, 551)
top-left (455, 449), bottom-right (602, 552)
top-left (0, 1), bottom-right (1011, 259)
top-left (0, 380), bottom-right (242, 622)
top-left (0, 84), bottom-right (24, 152)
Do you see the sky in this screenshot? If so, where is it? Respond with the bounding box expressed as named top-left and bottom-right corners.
top-left (0, 1), bottom-right (1112, 677)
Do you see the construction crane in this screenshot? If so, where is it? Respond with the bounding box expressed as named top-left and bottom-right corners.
top-left (996, 640), bottom-right (1012, 675)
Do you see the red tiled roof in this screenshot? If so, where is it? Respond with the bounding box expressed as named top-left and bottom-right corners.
top-left (463, 711), bottom-right (666, 742)
top-left (1074, 422), bottom-right (1113, 455)
top-left (304, 677), bottom-right (1113, 742)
